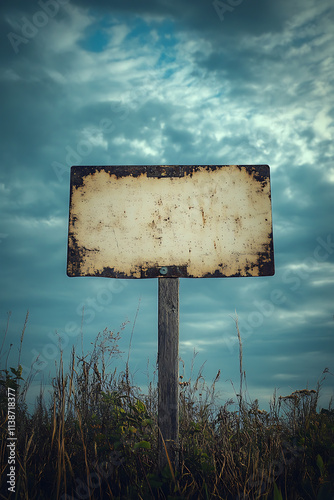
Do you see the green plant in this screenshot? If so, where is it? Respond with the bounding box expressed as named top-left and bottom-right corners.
top-left (0, 312), bottom-right (333, 500)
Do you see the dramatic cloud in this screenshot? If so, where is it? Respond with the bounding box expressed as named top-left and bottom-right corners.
top-left (0, 0), bottom-right (333, 412)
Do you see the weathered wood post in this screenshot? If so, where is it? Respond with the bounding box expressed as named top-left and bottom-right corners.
top-left (66, 164), bottom-right (275, 477)
top-left (158, 277), bottom-right (179, 471)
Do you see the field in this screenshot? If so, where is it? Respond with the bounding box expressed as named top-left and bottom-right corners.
top-left (0, 314), bottom-right (333, 499)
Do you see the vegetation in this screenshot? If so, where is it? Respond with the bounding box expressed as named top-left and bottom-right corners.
top-left (0, 312), bottom-right (333, 499)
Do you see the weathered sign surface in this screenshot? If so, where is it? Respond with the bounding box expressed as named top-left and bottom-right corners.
top-left (67, 165), bottom-right (274, 278)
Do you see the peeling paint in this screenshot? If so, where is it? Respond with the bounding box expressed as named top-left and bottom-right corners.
top-left (67, 165), bottom-right (274, 278)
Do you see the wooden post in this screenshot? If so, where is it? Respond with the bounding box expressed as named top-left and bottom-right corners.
top-left (158, 277), bottom-right (179, 471)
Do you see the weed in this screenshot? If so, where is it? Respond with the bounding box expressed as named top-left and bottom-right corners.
top-left (0, 314), bottom-right (333, 499)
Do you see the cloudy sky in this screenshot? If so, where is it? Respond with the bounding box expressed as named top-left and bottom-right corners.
top-left (1, 0), bottom-right (333, 413)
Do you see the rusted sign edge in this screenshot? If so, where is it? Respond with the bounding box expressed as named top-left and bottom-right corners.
top-left (67, 165), bottom-right (275, 279)
top-left (69, 164), bottom-right (271, 186)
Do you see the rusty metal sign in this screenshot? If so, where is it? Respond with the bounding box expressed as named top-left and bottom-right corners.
top-left (67, 165), bottom-right (274, 278)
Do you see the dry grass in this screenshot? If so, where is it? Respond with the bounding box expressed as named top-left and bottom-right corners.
top-left (0, 314), bottom-right (333, 499)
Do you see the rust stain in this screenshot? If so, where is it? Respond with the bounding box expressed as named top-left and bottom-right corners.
top-left (67, 165), bottom-right (274, 278)
top-left (201, 208), bottom-right (206, 226)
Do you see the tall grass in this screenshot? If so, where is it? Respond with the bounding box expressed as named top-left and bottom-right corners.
top-left (0, 314), bottom-right (333, 499)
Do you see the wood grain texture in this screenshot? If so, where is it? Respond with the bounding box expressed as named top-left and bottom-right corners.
top-left (158, 277), bottom-right (179, 470)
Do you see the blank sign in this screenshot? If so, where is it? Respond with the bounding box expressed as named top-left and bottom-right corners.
top-left (67, 165), bottom-right (274, 278)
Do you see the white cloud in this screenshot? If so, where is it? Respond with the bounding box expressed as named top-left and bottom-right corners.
top-left (0, 69), bottom-right (21, 82)
top-left (44, 5), bottom-right (93, 53)
top-left (326, 168), bottom-right (334, 183)
top-left (271, 373), bottom-right (301, 381)
top-left (1, 1), bottom-right (333, 415)
top-left (0, 183), bottom-right (11, 193)
top-left (313, 107), bottom-right (333, 141)
top-left (107, 23), bottom-right (131, 46)
top-left (15, 215), bottom-right (64, 230)
top-left (81, 127), bottom-right (108, 149)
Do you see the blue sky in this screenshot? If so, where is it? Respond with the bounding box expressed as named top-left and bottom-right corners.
top-left (0, 0), bottom-right (333, 413)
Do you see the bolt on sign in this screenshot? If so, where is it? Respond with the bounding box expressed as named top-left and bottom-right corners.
top-left (67, 164), bottom-right (274, 471)
top-left (67, 165), bottom-right (274, 279)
